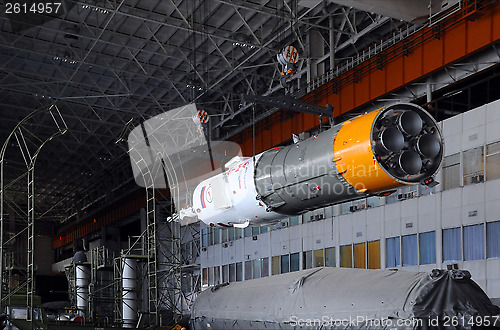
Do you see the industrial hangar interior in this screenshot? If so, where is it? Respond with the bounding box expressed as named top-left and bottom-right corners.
top-left (1, 0), bottom-right (500, 329)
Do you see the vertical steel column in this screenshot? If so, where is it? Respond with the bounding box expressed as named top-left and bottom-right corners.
top-left (116, 119), bottom-right (160, 327)
top-left (146, 187), bottom-right (158, 325)
top-left (0, 143), bottom-right (5, 312)
top-left (0, 105), bottom-right (67, 327)
top-left (26, 167), bottom-right (34, 322)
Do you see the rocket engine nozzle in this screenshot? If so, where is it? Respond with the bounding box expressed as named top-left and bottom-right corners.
top-left (372, 104), bottom-right (443, 184)
top-left (397, 110), bottom-right (423, 136)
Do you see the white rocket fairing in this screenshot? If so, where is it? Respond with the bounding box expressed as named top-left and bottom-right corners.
top-left (191, 155), bottom-right (284, 228)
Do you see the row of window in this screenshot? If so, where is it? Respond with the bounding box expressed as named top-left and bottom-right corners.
top-left (386, 232), bottom-right (436, 267)
top-left (386, 221), bottom-right (500, 267)
top-left (202, 247), bottom-right (342, 287)
top-left (339, 241), bottom-right (381, 269)
top-left (201, 188), bottom-right (433, 248)
top-left (443, 141), bottom-right (500, 190)
top-left (201, 217), bottom-right (299, 247)
top-left (202, 220), bottom-right (500, 286)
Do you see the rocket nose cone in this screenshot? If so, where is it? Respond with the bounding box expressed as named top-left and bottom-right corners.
top-left (399, 151), bottom-right (422, 175)
top-left (398, 111), bottom-right (423, 136)
top-left (417, 134), bottom-right (441, 158)
top-left (379, 127), bottom-right (405, 152)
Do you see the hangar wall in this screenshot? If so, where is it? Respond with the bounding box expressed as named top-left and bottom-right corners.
top-left (200, 98), bottom-right (500, 300)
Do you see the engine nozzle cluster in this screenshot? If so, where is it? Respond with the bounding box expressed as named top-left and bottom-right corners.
top-left (373, 104), bottom-right (443, 182)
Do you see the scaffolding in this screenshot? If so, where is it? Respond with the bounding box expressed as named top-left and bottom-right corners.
top-left (157, 211), bottom-right (201, 323)
top-left (113, 228), bottom-right (148, 327)
top-left (89, 246), bottom-right (114, 326)
top-left (112, 104), bottom-right (205, 327)
top-left (64, 264), bottom-right (76, 313)
top-left (0, 105), bottom-right (67, 325)
top-left (157, 206), bottom-right (182, 324)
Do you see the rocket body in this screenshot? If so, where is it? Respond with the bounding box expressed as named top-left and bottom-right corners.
top-left (190, 103), bottom-right (443, 228)
top-left (192, 155), bottom-right (284, 227)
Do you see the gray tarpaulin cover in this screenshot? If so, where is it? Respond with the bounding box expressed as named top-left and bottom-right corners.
top-left (191, 267), bottom-right (500, 329)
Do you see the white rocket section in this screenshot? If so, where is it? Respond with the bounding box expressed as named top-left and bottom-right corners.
top-left (192, 155), bottom-right (283, 227)
top-left (75, 264), bottom-right (89, 317)
top-left (122, 258), bottom-right (138, 328)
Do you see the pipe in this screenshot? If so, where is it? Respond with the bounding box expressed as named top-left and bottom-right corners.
top-left (122, 257), bottom-right (138, 328)
top-left (74, 251), bottom-right (89, 317)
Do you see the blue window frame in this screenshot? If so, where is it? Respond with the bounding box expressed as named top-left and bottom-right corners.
top-left (402, 234), bottom-right (418, 266)
top-left (419, 231), bottom-right (436, 265)
top-left (386, 236), bottom-right (400, 267)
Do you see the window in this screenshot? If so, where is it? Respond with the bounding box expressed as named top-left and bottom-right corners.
top-left (464, 224), bottom-right (485, 260)
top-left (303, 251), bottom-right (312, 269)
top-left (261, 257), bottom-right (269, 277)
top-left (367, 240), bottom-right (380, 269)
top-left (260, 226), bottom-right (269, 234)
top-left (325, 247), bottom-right (335, 267)
top-left (272, 256), bottom-right (280, 275)
top-left (289, 216), bottom-right (299, 226)
top-left (354, 243), bottom-right (366, 268)
top-left (386, 237), bottom-right (400, 267)
top-left (221, 229), bottom-right (228, 243)
top-left (202, 229), bottom-right (209, 247)
top-left (181, 242), bottom-right (190, 262)
top-left (235, 228), bottom-right (243, 240)
top-left (486, 142), bottom-right (500, 181)
top-left (341, 202), bottom-right (352, 214)
top-left (303, 211), bottom-right (313, 223)
top-left (385, 188), bottom-right (400, 204)
top-left (244, 227), bottom-right (252, 237)
top-left (214, 228), bottom-right (221, 245)
top-left (487, 221), bottom-right (500, 258)
top-left (340, 245), bottom-right (352, 267)
top-left (463, 147), bottom-right (484, 185)
top-left (272, 219), bottom-right (288, 230)
top-left (314, 249), bottom-right (324, 267)
top-left (208, 267), bottom-right (213, 286)
top-left (281, 254), bottom-right (290, 274)
top-left (228, 227), bottom-right (235, 241)
top-left (443, 153), bottom-right (461, 190)
top-left (253, 259), bottom-right (261, 279)
top-left (229, 263), bottom-right (236, 282)
top-left (236, 262), bottom-right (243, 281)
top-left (402, 234), bottom-right (417, 266)
top-left (182, 275), bottom-right (191, 294)
top-left (420, 182), bottom-right (435, 196)
top-left (245, 261), bottom-right (252, 280)
top-left (367, 196), bottom-right (381, 208)
top-left (325, 206), bottom-right (333, 218)
top-left (222, 264), bottom-right (229, 283)
top-left (443, 227), bottom-right (461, 262)
top-left (202, 268), bottom-right (208, 286)
top-left (290, 253), bottom-right (300, 272)
top-left (419, 231), bottom-right (436, 265)
top-left (252, 226), bottom-right (260, 236)
top-left (214, 266), bottom-right (221, 285)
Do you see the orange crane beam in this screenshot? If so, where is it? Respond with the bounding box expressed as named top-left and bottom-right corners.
top-left (235, 0), bottom-right (500, 156)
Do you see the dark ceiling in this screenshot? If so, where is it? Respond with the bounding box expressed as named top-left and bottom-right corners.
top-left (0, 0), bottom-right (409, 227)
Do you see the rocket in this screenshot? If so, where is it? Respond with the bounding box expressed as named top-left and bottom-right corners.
top-left (184, 103), bottom-right (443, 228)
